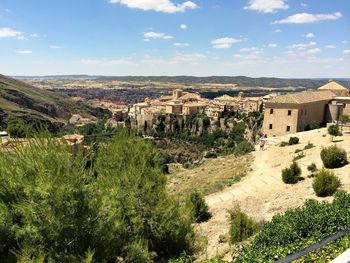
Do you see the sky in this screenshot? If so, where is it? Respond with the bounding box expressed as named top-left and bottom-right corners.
top-left (0, 0), bottom-right (349, 78)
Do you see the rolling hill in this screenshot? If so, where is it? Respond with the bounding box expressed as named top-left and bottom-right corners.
top-left (0, 74), bottom-right (104, 131)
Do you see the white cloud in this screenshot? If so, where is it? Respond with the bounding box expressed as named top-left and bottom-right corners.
top-left (143, 31), bottom-right (173, 41)
top-left (244, 0), bottom-right (289, 13)
top-left (301, 3), bottom-right (308, 7)
top-left (17, 36), bottom-right (28, 40)
top-left (240, 47), bottom-right (261, 52)
top-left (180, 24), bottom-right (187, 29)
top-left (344, 50), bottom-right (350, 55)
top-left (274, 29), bottom-right (282, 33)
top-left (16, 50), bottom-right (32, 54)
top-left (109, 0), bottom-right (198, 13)
top-left (288, 41), bottom-right (317, 49)
top-left (272, 12), bottom-right (342, 24)
top-left (73, 58), bottom-right (135, 65)
top-left (234, 52), bottom-right (263, 60)
top-left (305, 33), bottom-right (315, 38)
top-left (30, 33), bottom-right (39, 37)
top-left (268, 43), bottom-right (277, 48)
top-left (142, 53), bottom-right (206, 65)
top-left (324, 45), bottom-right (336, 49)
top-left (342, 40), bottom-right (348, 44)
top-left (211, 37), bottom-right (242, 49)
top-left (50, 45), bottom-right (61, 49)
top-left (0, 27), bottom-right (21, 38)
top-left (305, 48), bottom-right (321, 55)
top-left (174, 42), bottom-right (189, 47)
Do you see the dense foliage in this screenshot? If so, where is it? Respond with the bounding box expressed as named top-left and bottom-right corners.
top-left (320, 145), bottom-right (348, 169)
top-left (282, 162), bottom-right (301, 184)
top-left (229, 207), bottom-right (258, 244)
top-left (233, 191), bottom-right (350, 262)
top-left (189, 192), bottom-right (210, 223)
top-left (0, 130), bottom-right (194, 262)
top-left (312, 169), bottom-right (341, 197)
top-left (305, 120), bottom-right (320, 131)
top-left (307, 163), bottom-right (317, 173)
top-left (234, 140), bottom-right (255, 156)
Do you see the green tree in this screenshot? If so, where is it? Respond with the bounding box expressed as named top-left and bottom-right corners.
top-left (189, 192), bottom-right (210, 223)
top-left (328, 124), bottom-right (341, 142)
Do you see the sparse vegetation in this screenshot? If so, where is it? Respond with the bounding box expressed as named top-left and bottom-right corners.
top-left (234, 140), bottom-right (255, 156)
top-left (293, 151), bottom-right (305, 161)
top-left (304, 142), bottom-right (315, 150)
top-left (320, 145), bottom-right (348, 169)
top-left (282, 162), bottom-right (301, 184)
top-left (312, 169), bottom-right (341, 197)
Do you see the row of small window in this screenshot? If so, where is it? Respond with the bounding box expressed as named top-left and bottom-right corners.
top-left (270, 109), bottom-right (292, 116)
top-left (268, 124), bottom-right (291, 132)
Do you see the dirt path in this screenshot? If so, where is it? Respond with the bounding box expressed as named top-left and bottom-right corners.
top-left (197, 128), bottom-right (350, 260)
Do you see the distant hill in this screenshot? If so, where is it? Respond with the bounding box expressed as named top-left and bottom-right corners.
top-left (0, 74), bottom-right (104, 131)
top-left (97, 76), bottom-right (350, 89)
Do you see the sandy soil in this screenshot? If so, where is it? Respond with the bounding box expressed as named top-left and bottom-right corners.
top-left (196, 128), bottom-right (350, 260)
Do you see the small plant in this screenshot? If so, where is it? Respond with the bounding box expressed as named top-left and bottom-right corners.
top-left (229, 206), bottom-right (257, 244)
top-left (312, 169), bottom-right (341, 197)
top-left (328, 124), bottom-right (342, 142)
top-left (304, 142), bottom-right (315, 150)
top-left (295, 149), bottom-right (303, 154)
top-left (307, 163), bottom-right (317, 173)
top-left (320, 146), bottom-right (348, 169)
top-left (288, 137), bottom-right (299, 145)
top-left (293, 151), bottom-right (305, 161)
top-left (280, 141), bottom-right (289, 147)
top-left (306, 120), bottom-right (320, 130)
top-left (282, 162), bottom-right (301, 184)
top-left (189, 191), bottom-right (210, 223)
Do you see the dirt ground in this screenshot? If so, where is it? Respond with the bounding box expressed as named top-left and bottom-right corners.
top-left (195, 128), bottom-right (350, 260)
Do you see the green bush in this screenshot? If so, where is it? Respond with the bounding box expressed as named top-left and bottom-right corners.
top-left (288, 137), bottom-right (299, 145)
top-left (312, 169), bottom-right (341, 197)
top-left (282, 162), bottom-right (301, 184)
top-left (306, 120), bottom-right (320, 130)
top-left (320, 146), bottom-right (348, 169)
top-left (0, 130), bottom-right (194, 262)
top-left (189, 192), bottom-right (210, 223)
top-left (229, 207), bottom-right (257, 244)
top-left (234, 140), bottom-right (254, 156)
top-left (328, 124), bottom-right (341, 137)
top-left (6, 119), bottom-right (33, 138)
top-left (293, 151), bottom-right (305, 161)
top-left (304, 142), bottom-right (315, 150)
top-left (307, 163), bottom-right (317, 173)
top-left (234, 191), bottom-right (350, 262)
top-left (279, 141), bottom-right (289, 147)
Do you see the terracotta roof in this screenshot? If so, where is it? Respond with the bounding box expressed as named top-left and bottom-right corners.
top-left (268, 90), bottom-right (335, 104)
top-left (318, 81), bottom-right (347, 91)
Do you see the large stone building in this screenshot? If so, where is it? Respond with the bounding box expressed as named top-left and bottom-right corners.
top-left (263, 81), bottom-right (350, 137)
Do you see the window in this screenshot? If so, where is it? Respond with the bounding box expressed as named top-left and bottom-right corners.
top-left (288, 110), bottom-right (292, 116)
top-left (286, 126), bottom-right (291, 132)
top-left (270, 108), bottom-right (274, 114)
top-left (269, 124), bottom-right (273, 130)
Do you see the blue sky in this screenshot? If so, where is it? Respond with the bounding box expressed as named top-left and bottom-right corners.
top-left (0, 0), bottom-right (349, 77)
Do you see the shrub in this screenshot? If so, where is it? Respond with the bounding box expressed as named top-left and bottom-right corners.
top-left (294, 149), bottom-right (303, 154)
top-left (234, 192), bottom-right (350, 262)
top-left (229, 207), bottom-right (257, 244)
top-left (280, 141), bottom-right (289, 147)
top-left (306, 120), bottom-right (320, 131)
top-left (312, 169), bottom-right (341, 197)
top-left (304, 142), bottom-right (315, 150)
top-left (288, 137), bottom-right (299, 145)
top-left (189, 191), bottom-right (210, 223)
top-left (320, 146), bottom-right (348, 169)
top-left (307, 163), bottom-right (317, 173)
top-left (234, 140), bottom-right (254, 156)
top-left (282, 162), bottom-right (301, 184)
top-left (293, 151), bottom-right (305, 161)
top-left (328, 124), bottom-right (342, 141)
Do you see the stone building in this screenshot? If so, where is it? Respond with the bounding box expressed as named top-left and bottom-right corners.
top-left (263, 90), bottom-right (345, 137)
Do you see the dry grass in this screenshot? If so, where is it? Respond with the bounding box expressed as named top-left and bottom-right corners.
top-left (167, 154), bottom-right (253, 197)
